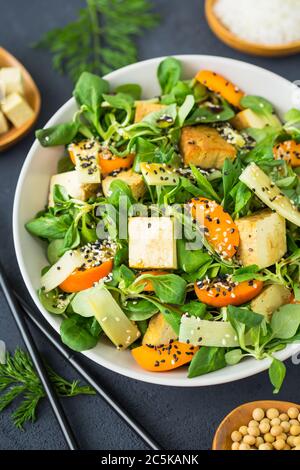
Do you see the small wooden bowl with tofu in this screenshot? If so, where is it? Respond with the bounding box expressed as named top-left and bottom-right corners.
top-left (0, 47), bottom-right (41, 152)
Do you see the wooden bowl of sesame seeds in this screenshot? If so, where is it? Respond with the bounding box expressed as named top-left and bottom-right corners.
top-left (205, 0), bottom-right (300, 57)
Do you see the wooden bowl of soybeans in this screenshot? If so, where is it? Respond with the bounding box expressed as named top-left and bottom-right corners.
top-left (212, 401), bottom-right (300, 450)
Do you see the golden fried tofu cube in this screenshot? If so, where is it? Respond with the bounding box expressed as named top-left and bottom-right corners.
top-left (142, 313), bottom-right (177, 346)
top-left (251, 284), bottom-right (291, 319)
top-left (179, 125), bottom-right (236, 169)
top-left (235, 210), bottom-right (287, 269)
top-left (102, 169), bottom-right (146, 200)
top-left (134, 101), bottom-right (166, 123)
top-left (48, 171), bottom-right (99, 207)
top-left (128, 217), bottom-right (177, 269)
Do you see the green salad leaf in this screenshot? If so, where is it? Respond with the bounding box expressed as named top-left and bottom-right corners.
top-left (60, 314), bottom-right (102, 352)
top-left (137, 274), bottom-right (187, 305)
top-left (269, 358), bottom-right (286, 394)
top-left (188, 347), bottom-right (226, 378)
top-left (157, 57), bottom-right (182, 95)
top-left (36, 122), bottom-right (80, 147)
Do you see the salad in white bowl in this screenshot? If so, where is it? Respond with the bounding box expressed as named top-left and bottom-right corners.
top-left (14, 56), bottom-right (300, 389)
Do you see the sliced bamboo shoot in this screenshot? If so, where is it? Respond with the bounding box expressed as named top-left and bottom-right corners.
top-left (140, 162), bottom-right (179, 186)
top-left (240, 163), bottom-right (300, 227)
top-left (179, 315), bottom-right (239, 348)
top-left (41, 250), bottom-right (83, 292)
top-left (72, 285), bottom-right (140, 349)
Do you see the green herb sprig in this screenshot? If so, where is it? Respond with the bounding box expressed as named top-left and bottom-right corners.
top-left (0, 349), bottom-right (95, 429)
top-left (35, 0), bottom-right (159, 83)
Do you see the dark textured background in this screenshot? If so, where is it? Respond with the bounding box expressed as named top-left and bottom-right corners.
top-left (1, 0), bottom-right (300, 450)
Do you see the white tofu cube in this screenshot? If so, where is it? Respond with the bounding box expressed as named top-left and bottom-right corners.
top-left (0, 67), bottom-right (24, 95)
top-left (128, 217), bottom-right (177, 269)
top-left (0, 80), bottom-right (6, 101)
top-left (0, 111), bottom-right (9, 134)
top-left (1, 93), bottom-right (34, 128)
top-left (68, 140), bottom-right (101, 184)
top-left (48, 171), bottom-right (100, 207)
top-left (235, 209), bottom-right (287, 269)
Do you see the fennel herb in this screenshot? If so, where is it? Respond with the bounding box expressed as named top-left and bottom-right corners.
top-left (35, 0), bottom-right (159, 83)
top-left (0, 349), bottom-right (95, 429)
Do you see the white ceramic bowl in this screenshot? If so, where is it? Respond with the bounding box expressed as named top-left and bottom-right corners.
top-left (13, 55), bottom-right (300, 386)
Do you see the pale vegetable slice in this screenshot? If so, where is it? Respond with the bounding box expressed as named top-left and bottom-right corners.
top-left (0, 340), bottom-right (6, 365)
top-left (71, 285), bottom-right (140, 349)
top-left (72, 288), bottom-right (96, 317)
top-left (69, 140), bottom-right (101, 184)
top-left (179, 315), bottom-right (239, 348)
top-left (240, 163), bottom-right (300, 227)
top-left (140, 162), bottom-right (179, 186)
top-left (74, 154), bottom-right (101, 184)
top-left (41, 250), bottom-right (83, 292)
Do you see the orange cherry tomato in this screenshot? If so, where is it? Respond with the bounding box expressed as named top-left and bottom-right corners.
top-left (69, 146), bottom-right (134, 175)
top-left (131, 341), bottom-right (198, 372)
top-left (69, 148), bottom-right (76, 165)
top-left (273, 140), bottom-right (300, 167)
top-left (195, 70), bottom-right (244, 108)
top-left (289, 294), bottom-right (300, 304)
top-left (59, 259), bottom-right (113, 293)
top-left (99, 152), bottom-right (135, 176)
top-left (136, 271), bottom-right (169, 292)
top-left (194, 276), bottom-right (263, 308)
top-left (190, 197), bottom-right (240, 259)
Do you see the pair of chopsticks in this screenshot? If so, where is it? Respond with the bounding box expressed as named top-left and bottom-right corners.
top-left (0, 262), bottom-right (161, 451)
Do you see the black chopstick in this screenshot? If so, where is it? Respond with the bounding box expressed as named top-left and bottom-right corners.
top-left (14, 291), bottom-right (163, 451)
top-left (0, 263), bottom-right (79, 450)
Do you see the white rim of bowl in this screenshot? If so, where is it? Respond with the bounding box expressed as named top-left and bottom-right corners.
top-left (13, 55), bottom-right (300, 387)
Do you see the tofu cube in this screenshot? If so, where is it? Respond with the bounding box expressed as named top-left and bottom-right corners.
top-left (142, 313), bottom-right (177, 346)
top-left (68, 139), bottom-right (101, 184)
top-left (1, 93), bottom-right (34, 128)
top-left (0, 111), bottom-right (9, 134)
top-left (102, 169), bottom-right (146, 200)
top-left (0, 80), bottom-right (6, 101)
top-left (48, 171), bottom-right (100, 207)
top-left (235, 210), bottom-right (287, 269)
top-left (180, 125), bottom-right (236, 169)
top-left (251, 284), bottom-right (291, 319)
top-left (231, 108), bottom-right (281, 130)
top-left (128, 217), bottom-right (177, 269)
top-left (0, 67), bottom-right (24, 95)
top-left (134, 101), bottom-right (166, 123)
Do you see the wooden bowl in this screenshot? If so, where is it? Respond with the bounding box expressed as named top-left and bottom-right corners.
top-left (212, 400), bottom-right (300, 450)
top-left (0, 47), bottom-right (41, 152)
top-left (205, 0), bottom-right (300, 57)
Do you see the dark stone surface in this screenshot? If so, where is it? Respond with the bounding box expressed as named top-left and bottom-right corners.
top-left (0, 0), bottom-right (300, 450)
